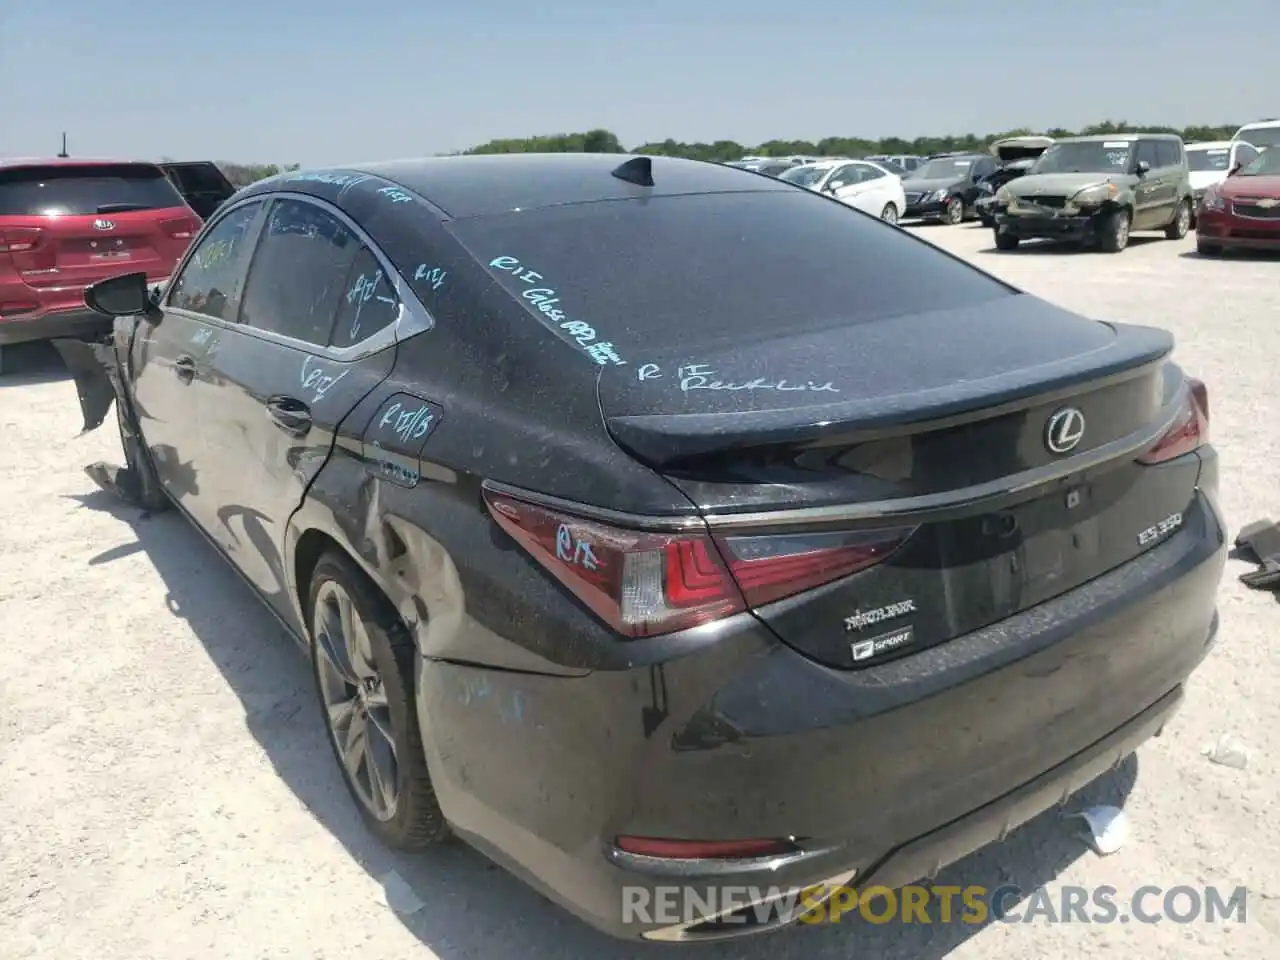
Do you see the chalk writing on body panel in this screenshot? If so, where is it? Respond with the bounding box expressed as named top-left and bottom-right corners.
top-left (488, 255), bottom-right (625, 366)
top-left (360, 394), bottom-right (445, 489)
top-left (636, 362), bottom-right (840, 393)
top-left (300, 355), bottom-right (349, 403)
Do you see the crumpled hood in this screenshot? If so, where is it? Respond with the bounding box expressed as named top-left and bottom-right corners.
top-left (1005, 172), bottom-right (1134, 197)
top-left (1217, 173), bottom-right (1280, 200)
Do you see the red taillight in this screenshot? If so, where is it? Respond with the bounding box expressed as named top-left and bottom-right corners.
top-left (1139, 379), bottom-right (1209, 465)
top-left (713, 526), bottom-right (917, 607)
top-left (616, 836), bottom-right (796, 860)
top-left (0, 227), bottom-right (43, 253)
top-left (482, 490), bottom-right (745, 637)
top-left (483, 488), bottom-right (915, 637)
top-left (160, 217), bottom-right (199, 241)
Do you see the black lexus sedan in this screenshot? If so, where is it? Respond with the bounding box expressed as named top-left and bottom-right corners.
top-left (56, 153), bottom-right (1225, 943)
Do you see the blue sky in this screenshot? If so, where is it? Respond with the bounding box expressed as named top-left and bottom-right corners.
top-left (3, 0), bottom-right (1278, 166)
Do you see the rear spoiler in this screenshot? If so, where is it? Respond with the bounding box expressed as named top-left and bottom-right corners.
top-left (603, 323), bottom-right (1173, 467)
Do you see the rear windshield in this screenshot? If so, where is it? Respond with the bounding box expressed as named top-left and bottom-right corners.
top-left (448, 191), bottom-right (1012, 365)
top-left (1187, 148), bottom-right (1231, 172)
top-left (0, 163), bottom-right (186, 216)
top-left (1240, 127), bottom-right (1280, 150)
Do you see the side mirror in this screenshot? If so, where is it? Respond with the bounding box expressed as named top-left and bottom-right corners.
top-left (826, 181), bottom-right (844, 192)
top-left (1135, 160), bottom-right (1151, 176)
top-left (1227, 163), bottom-right (1242, 177)
top-left (85, 271), bottom-right (159, 319)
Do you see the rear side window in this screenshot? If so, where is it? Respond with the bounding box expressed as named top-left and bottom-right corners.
top-left (331, 248), bottom-right (400, 348)
top-left (238, 198), bottom-right (360, 346)
top-left (0, 163), bottom-right (186, 216)
top-left (1154, 140), bottom-right (1181, 168)
top-left (449, 191), bottom-right (1012, 365)
top-left (166, 164), bottom-right (232, 194)
top-left (167, 201), bottom-right (264, 320)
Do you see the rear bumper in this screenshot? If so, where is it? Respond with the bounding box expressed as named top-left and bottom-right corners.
top-left (0, 307), bottom-right (111, 346)
top-left (417, 473), bottom-right (1226, 942)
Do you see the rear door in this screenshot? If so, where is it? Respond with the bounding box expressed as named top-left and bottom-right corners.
top-left (134, 199), bottom-right (267, 519)
top-left (201, 195), bottom-right (399, 619)
top-left (0, 163), bottom-right (199, 315)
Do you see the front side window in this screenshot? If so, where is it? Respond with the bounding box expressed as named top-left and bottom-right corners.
top-left (238, 198), bottom-right (361, 346)
top-left (779, 165), bottom-right (827, 188)
top-left (1237, 147), bottom-right (1280, 177)
top-left (1136, 140), bottom-right (1160, 170)
top-left (1234, 144), bottom-right (1259, 167)
top-left (166, 201), bottom-right (263, 320)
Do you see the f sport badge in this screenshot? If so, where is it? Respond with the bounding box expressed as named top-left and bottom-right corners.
top-left (851, 625), bottom-right (915, 662)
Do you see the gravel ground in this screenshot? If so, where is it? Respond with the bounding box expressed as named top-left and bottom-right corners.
top-left (2, 225), bottom-right (1278, 959)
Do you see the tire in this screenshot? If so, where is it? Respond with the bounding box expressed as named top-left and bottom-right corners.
top-left (1197, 240), bottom-right (1222, 257)
top-left (880, 203), bottom-right (899, 225)
top-left (1165, 200), bottom-right (1192, 240)
top-left (116, 399), bottom-right (170, 512)
top-left (979, 214), bottom-right (994, 229)
top-left (308, 549), bottom-right (449, 851)
top-left (943, 196), bottom-right (964, 225)
top-left (994, 230), bottom-right (1020, 251)
top-left (1098, 208), bottom-right (1131, 253)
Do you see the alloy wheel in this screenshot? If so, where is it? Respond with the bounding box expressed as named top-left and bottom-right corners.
top-left (881, 204), bottom-right (899, 225)
top-left (1176, 203), bottom-right (1190, 237)
top-left (945, 198), bottom-right (963, 224)
top-left (314, 580), bottom-right (400, 822)
top-left (1115, 214), bottom-right (1131, 249)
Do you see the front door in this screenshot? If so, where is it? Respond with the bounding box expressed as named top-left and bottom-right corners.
top-left (132, 199), bottom-right (267, 521)
top-left (201, 196), bottom-right (399, 621)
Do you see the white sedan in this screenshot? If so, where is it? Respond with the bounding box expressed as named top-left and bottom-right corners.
top-left (779, 159), bottom-right (907, 223)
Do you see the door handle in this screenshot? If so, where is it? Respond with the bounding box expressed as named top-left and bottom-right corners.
top-left (174, 354), bottom-right (196, 383)
top-left (266, 395), bottom-right (312, 436)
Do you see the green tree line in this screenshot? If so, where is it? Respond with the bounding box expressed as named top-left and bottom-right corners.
top-left (214, 119), bottom-right (1242, 184)
top-left (459, 121), bottom-right (1241, 163)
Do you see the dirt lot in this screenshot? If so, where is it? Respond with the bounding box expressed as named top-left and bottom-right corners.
top-left (2, 225), bottom-right (1278, 959)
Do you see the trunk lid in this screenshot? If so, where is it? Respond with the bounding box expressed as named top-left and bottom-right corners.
top-left (598, 296), bottom-right (1199, 671)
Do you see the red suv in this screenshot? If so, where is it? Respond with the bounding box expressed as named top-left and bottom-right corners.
top-left (0, 158), bottom-right (201, 370)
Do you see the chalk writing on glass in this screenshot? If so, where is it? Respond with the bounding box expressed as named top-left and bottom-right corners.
top-left (377, 401), bottom-right (434, 444)
top-left (413, 264), bottom-right (447, 291)
top-left (663, 363), bottom-right (840, 394)
top-left (488, 255), bottom-right (626, 366)
top-left (377, 186), bottom-right (413, 204)
top-left (300, 355), bottom-right (349, 402)
top-left (555, 524), bottom-right (600, 571)
top-left (191, 327), bottom-right (214, 346)
top-left (345, 271), bottom-right (396, 340)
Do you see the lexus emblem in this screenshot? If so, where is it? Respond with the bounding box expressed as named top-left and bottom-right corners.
top-left (1045, 407), bottom-right (1085, 454)
top-left (92, 219), bottom-right (116, 231)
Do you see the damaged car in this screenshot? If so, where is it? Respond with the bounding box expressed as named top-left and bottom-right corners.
top-left (56, 153), bottom-right (1225, 943)
top-left (994, 133), bottom-right (1195, 253)
top-left (975, 135), bottom-right (1054, 227)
